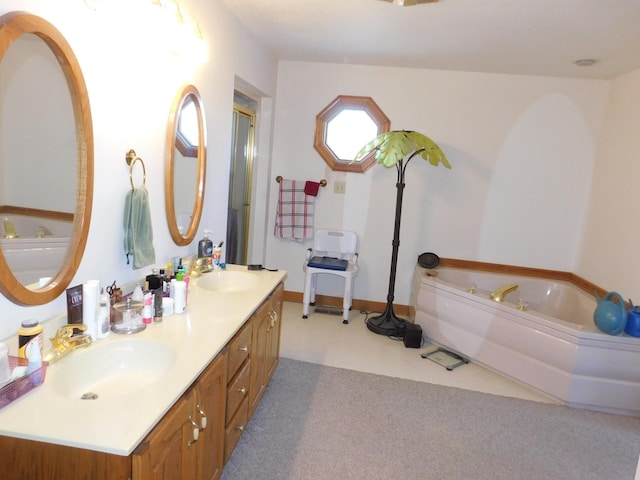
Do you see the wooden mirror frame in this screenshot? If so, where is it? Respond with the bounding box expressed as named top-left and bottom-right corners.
top-left (165, 84), bottom-right (206, 246)
top-left (314, 95), bottom-right (390, 173)
top-left (0, 12), bottom-right (93, 305)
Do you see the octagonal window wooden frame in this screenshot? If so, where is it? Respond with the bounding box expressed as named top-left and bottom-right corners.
top-left (314, 95), bottom-right (391, 173)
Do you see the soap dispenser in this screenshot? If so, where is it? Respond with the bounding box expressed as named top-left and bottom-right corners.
top-left (198, 230), bottom-right (213, 258)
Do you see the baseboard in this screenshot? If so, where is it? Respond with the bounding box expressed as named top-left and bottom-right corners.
top-left (283, 291), bottom-right (411, 317)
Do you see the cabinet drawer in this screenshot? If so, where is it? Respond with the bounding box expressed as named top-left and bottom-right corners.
top-left (226, 359), bottom-right (250, 425)
top-left (224, 397), bottom-right (248, 463)
top-left (227, 321), bottom-right (252, 378)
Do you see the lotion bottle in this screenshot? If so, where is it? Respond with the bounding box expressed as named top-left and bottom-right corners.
top-left (97, 288), bottom-right (110, 338)
top-left (174, 271), bottom-right (186, 314)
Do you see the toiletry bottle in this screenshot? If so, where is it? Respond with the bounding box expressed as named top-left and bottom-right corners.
top-left (0, 342), bottom-right (11, 388)
top-left (198, 230), bottom-right (213, 258)
top-left (142, 291), bottom-right (153, 324)
top-left (132, 282), bottom-right (144, 302)
top-left (147, 274), bottom-right (163, 322)
top-left (98, 288), bottom-right (110, 339)
top-left (212, 242), bottom-right (223, 270)
top-left (27, 340), bottom-right (43, 386)
top-left (174, 270), bottom-right (186, 314)
top-left (66, 284), bottom-right (84, 335)
top-left (18, 320), bottom-right (43, 366)
top-left (159, 269), bottom-right (169, 297)
top-left (82, 280), bottom-right (100, 341)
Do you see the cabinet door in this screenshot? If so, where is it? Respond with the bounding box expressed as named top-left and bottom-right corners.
top-left (265, 283), bottom-right (284, 383)
top-left (132, 391), bottom-right (198, 480)
top-left (194, 352), bottom-right (227, 480)
top-left (248, 300), bottom-right (270, 418)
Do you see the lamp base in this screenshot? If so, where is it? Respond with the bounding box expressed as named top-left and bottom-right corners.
top-left (366, 307), bottom-right (407, 337)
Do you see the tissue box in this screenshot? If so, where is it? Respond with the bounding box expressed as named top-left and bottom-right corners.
top-left (0, 356), bottom-right (48, 410)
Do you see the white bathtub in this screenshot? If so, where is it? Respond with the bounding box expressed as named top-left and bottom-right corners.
top-left (0, 214), bottom-right (72, 286)
top-left (411, 265), bottom-right (640, 416)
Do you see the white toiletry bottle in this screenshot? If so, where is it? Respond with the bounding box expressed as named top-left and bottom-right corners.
top-left (27, 340), bottom-right (43, 385)
top-left (0, 342), bottom-right (11, 388)
top-left (174, 270), bottom-right (186, 314)
top-left (132, 282), bottom-right (144, 302)
top-left (82, 280), bottom-right (100, 341)
top-left (97, 288), bottom-right (110, 339)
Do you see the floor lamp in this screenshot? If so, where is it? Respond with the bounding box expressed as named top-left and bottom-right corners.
top-left (354, 130), bottom-right (451, 337)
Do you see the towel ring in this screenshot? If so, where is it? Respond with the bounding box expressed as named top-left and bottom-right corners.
top-left (126, 149), bottom-right (146, 189)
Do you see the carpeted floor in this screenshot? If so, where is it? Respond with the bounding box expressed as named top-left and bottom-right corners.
top-left (221, 358), bottom-right (640, 480)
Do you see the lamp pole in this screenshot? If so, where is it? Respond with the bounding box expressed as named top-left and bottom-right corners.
top-left (354, 130), bottom-right (450, 337)
top-left (366, 151), bottom-right (421, 337)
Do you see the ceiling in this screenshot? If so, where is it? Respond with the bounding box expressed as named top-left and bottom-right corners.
top-left (218, 0), bottom-right (640, 80)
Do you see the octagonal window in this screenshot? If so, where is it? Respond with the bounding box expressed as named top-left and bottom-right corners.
top-left (314, 95), bottom-right (390, 173)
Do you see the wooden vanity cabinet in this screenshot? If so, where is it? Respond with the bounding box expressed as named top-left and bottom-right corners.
top-left (0, 436), bottom-right (131, 480)
top-left (0, 282), bottom-right (284, 480)
top-left (132, 351), bottom-right (227, 480)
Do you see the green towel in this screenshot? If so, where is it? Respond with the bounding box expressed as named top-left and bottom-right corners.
top-left (123, 185), bottom-right (156, 269)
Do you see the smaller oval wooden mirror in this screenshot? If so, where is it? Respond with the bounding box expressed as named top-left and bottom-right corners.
top-left (314, 95), bottom-right (390, 173)
top-left (165, 84), bottom-right (206, 245)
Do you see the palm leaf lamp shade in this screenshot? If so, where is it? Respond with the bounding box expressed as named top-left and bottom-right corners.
top-left (354, 130), bottom-right (451, 337)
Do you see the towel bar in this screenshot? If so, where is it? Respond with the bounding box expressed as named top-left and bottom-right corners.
top-left (275, 176), bottom-right (326, 187)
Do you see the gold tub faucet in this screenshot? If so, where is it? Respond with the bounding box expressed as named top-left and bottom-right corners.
top-left (490, 283), bottom-right (519, 302)
top-left (42, 324), bottom-right (92, 364)
top-left (3, 218), bottom-right (18, 238)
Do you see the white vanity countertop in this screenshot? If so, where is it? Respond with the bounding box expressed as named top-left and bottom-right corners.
top-left (0, 265), bottom-right (287, 456)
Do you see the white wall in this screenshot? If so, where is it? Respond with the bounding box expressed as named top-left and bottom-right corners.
top-left (266, 62), bottom-right (609, 307)
top-left (579, 68), bottom-right (640, 296)
top-left (0, 0), bottom-right (632, 340)
top-left (0, 0), bottom-right (277, 340)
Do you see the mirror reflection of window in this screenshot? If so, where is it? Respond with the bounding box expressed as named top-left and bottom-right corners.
top-left (176, 97), bottom-right (199, 158)
top-left (178, 99), bottom-right (199, 149)
top-left (325, 109), bottom-right (378, 161)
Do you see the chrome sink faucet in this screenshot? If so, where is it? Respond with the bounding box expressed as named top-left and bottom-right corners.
top-left (43, 324), bottom-right (92, 364)
top-left (489, 283), bottom-right (519, 302)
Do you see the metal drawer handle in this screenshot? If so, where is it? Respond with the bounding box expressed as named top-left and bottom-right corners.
top-left (239, 346), bottom-right (248, 352)
top-left (237, 387), bottom-right (247, 396)
top-left (236, 425), bottom-right (245, 432)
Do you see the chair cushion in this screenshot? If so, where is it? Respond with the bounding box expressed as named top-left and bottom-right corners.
top-left (308, 256), bottom-right (348, 271)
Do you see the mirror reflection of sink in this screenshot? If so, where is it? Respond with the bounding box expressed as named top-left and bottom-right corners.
top-left (51, 339), bottom-right (176, 400)
top-left (198, 270), bottom-right (260, 293)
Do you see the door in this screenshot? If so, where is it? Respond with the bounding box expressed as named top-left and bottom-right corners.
top-left (227, 101), bottom-right (256, 265)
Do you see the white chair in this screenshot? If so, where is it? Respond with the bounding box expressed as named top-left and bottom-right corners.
top-left (302, 229), bottom-right (359, 324)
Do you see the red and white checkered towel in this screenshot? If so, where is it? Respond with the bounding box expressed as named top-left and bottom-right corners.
top-left (274, 179), bottom-right (315, 241)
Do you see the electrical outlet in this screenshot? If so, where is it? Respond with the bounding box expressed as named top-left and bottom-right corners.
top-left (334, 181), bottom-right (346, 194)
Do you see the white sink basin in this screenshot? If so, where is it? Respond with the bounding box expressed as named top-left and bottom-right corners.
top-left (51, 339), bottom-right (176, 400)
top-left (198, 270), bottom-right (260, 293)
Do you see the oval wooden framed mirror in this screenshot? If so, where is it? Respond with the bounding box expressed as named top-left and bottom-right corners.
top-left (0, 12), bottom-right (93, 305)
top-left (165, 84), bottom-right (206, 245)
